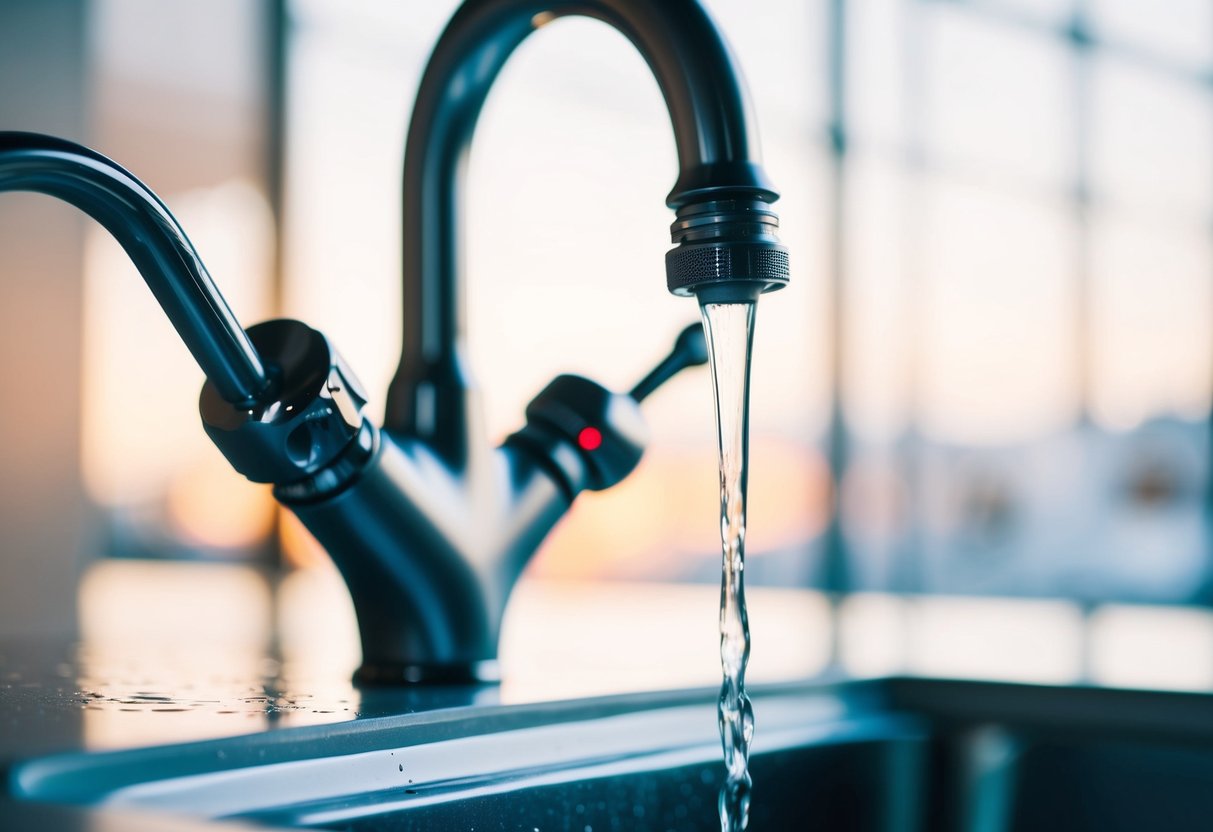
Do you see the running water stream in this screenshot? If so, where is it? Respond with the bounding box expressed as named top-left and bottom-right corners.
top-left (700, 300), bottom-right (757, 832)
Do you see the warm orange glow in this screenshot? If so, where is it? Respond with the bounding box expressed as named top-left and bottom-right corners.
top-left (78, 559), bottom-right (273, 649)
top-left (165, 454), bottom-right (275, 549)
top-left (531, 438), bottom-right (829, 580)
top-left (279, 509), bottom-right (335, 570)
top-left (76, 560), bottom-right (361, 749)
top-left (270, 437), bottom-right (827, 581)
top-left (80, 179), bottom-right (273, 509)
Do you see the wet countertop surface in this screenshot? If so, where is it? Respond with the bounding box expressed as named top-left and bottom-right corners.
top-left (0, 560), bottom-right (833, 767)
top-left (13, 631), bottom-right (1213, 832)
top-left (0, 636), bottom-right (504, 831)
top-left (12, 561), bottom-right (1213, 828)
top-left (0, 562), bottom-right (832, 829)
top-left (0, 637), bottom-right (498, 766)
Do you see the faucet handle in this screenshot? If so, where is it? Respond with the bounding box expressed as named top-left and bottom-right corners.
top-left (629, 322), bottom-right (708, 402)
top-left (509, 322), bottom-right (709, 495)
top-left (200, 319), bottom-right (372, 490)
top-left (519, 375), bottom-right (647, 493)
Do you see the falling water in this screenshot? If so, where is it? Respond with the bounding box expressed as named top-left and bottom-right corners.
top-left (700, 300), bottom-right (757, 832)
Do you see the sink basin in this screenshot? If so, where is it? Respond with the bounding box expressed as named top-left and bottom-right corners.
top-left (12, 678), bottom-right (1213, 831)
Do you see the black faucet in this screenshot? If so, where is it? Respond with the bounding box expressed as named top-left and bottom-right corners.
top-left (0, 0), bottom-right (786, 686)
top-left (382, 0), bottom-right (789, 461)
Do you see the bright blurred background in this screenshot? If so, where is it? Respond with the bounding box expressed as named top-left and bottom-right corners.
top-left (3, 0), bottom-right (1213, 698)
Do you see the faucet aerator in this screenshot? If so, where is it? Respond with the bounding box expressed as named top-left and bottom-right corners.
top-left (666, 197), bottom-right (789, 304)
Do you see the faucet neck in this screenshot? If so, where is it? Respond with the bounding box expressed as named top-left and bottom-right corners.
top-left (384, 0), bottom-right (778, 459)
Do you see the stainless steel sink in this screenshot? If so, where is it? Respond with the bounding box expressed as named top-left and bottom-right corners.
top-left (12, 678), bottom-right (1213, 831)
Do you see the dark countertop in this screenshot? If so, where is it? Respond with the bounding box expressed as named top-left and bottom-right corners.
top-left (11, 565), bottom-right (1213, 830)
top-left (0, 632), bottom-right (900, 832)
top-left (0, 563), bottom-right (833, 829)
top-left (0, 797), bottom-right (280, 832)
top-left (0, 637), bottom-right (500, 831)
top-left (0, 638), bottom-right (500, 766)
top-left (11, 633), bottom-right (1213, 832)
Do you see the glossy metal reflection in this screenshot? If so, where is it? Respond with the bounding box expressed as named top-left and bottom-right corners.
top-left (0, 0), bottom-right (789, 686)
top-left (0, 132), bottom-right (270, 406)
top-left (384, 0), bottom-right (788, 461)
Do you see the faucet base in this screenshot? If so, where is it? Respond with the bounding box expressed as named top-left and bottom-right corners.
top-left (354, 659), bottom-right (501, 687)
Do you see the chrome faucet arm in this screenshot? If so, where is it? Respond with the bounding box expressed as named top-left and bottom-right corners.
top-left (0, 132), bottom-right (271, 406)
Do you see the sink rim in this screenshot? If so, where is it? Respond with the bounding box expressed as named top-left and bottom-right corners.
top-left (11, 679), bottom-right (897, 818)
top-left (13, 676), bottom-right (1213, 826)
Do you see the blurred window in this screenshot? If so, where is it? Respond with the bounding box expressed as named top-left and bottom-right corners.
top-left (844, 0), bottom-right (1213, 603)
top-left (81, 0), bottom-right (277, 560)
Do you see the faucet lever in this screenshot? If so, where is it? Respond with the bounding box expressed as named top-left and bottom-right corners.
top-left (510, 323), bottom-right (709, 496)
top-left (630, 322), bottom-right (709, 402)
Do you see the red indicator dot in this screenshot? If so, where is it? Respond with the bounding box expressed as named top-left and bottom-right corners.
top-left (577, 426), bottom-right (603, 451)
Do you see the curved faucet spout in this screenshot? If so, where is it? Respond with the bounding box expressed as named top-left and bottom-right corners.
top-left (0, 132), bottom-right (271, 406)
top-left (384, 0), bottom-right (787, 463)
